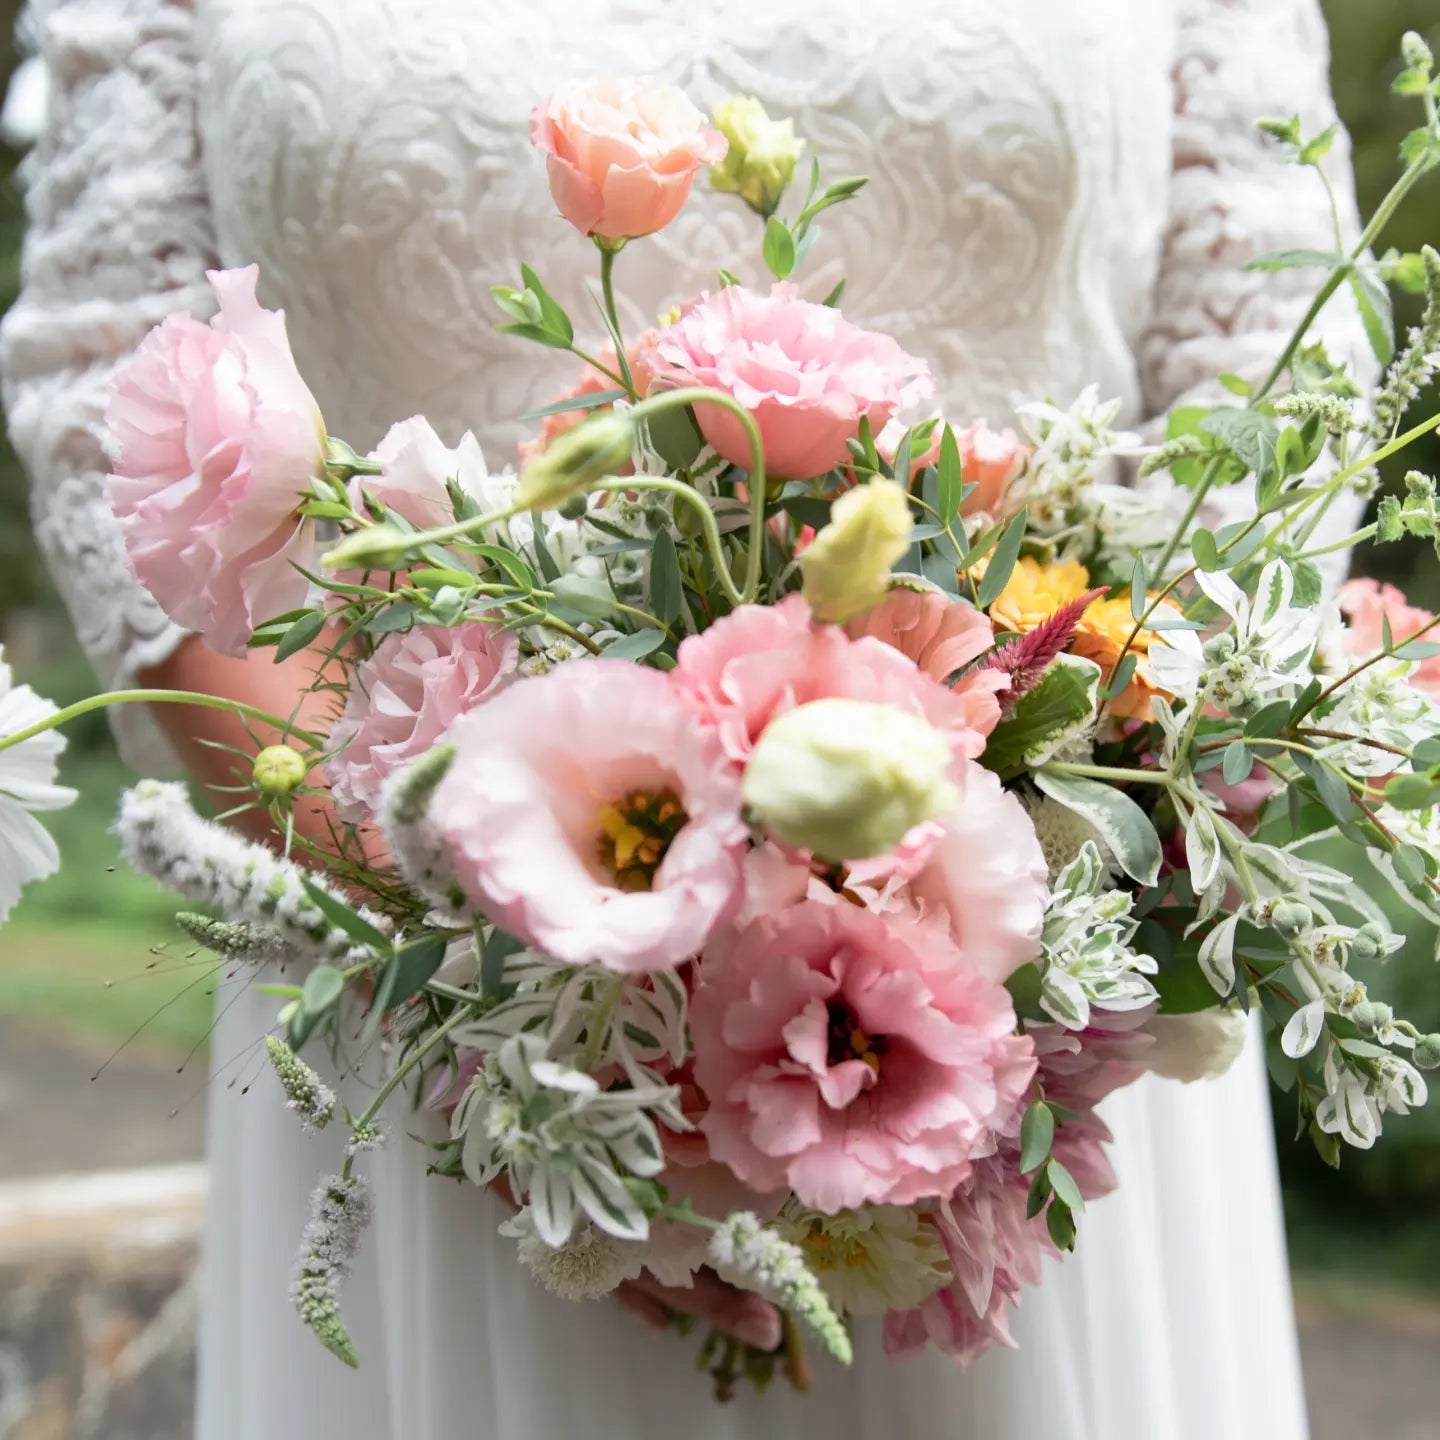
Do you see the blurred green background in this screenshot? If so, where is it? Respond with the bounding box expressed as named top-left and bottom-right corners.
top-left (0, 0), bottom-right (1435, 1282)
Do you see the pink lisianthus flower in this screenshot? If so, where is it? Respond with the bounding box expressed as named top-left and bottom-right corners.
top-left (672, 594), bottom-right (998, 768)
top-left (105, 266), bottom-right (325, 657)
top-left (691, 900), bottom-right (1035, 1212)
top-left (640, 284), bottom-right (932, 480)
top-left (844, 761), bottom-right (1049, 984)
top-left (1338, 576), bottom-right (1440, 702)
top-left (428, 661), bottom-right (747, 972)
top-left (326, 620), bottom-right (518, 823)
top-left (531, 78), bottom-right (726, 240)
top-left (355, 417), bottom-right (498, 532)
top-left (876, 417), bottom-right (1028, 517)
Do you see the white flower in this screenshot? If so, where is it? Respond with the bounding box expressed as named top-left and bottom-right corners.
top-left (1038, 842), bottom-right (1157, 1029)
top-left (0, 648), bottom-right (77, 922)
top-left (1018, 385), bottom-right (1140, 488)
top-left (775, 1202), bottom-right (951, 1316)
top-left (1143, 1009), bottom-right (1248, 1083)
top-left (1318, 663), bottom-right (1437, 777)
top-left (500, 1208), bottom-right (643, 1301)
top-left (453, 1032), bottom-right (669, 1244)
top-left (1146, 560), bottom-right (1318, 711)
top-left (1316, 1046), bottom-right (1428, 1150)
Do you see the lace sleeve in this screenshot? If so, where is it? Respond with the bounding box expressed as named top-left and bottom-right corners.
top-left (0, 0), bottom-right (217, 768)
top-left (1137, 0), bottom-right (1377, 577)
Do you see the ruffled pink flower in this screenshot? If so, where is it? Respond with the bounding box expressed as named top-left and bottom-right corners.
top-left (640, 284), bottom-right (932, 480)
top-left (354, 417), bottom-right (495, 532)
top-left (106, 266), bottom-right (324, 656)
top-left (845, 587), bottom-right (1000, 700)
top-left (672, 594), bottom-right (997, 768)
top-left (876, 417), bottom-right (1028, 516)
top-left (326, 621), bottom-right (518, 823)
top-left (691, 901), bottom-right (1035, 1212)
top-left (531, 79), bottom-right (726, 240)
top-left (845, 762), bottom-right (1049, 984)
top-left (1338, 576), bottom-right (1440, 701)
top-left (429, 661), bottom-right (747, 972)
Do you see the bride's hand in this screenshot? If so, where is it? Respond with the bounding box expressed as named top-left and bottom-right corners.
top-left (614, 1269), bottom-right (782, 1352)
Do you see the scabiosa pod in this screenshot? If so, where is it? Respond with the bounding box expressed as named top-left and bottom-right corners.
top-left (117, 780), bottom-right (388, 963)
top-left (291, 1174), bottom-right (372, 1367)
top-left (265, 1036), bottom-right (337, 1133)
top-left (708, 1212), bottom-right (853, 1364)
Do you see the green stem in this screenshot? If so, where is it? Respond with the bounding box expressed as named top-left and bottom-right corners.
top-left (1040, 761), bottom-right (1171, 786)
top-left (569, 345), bottom-right (629, 391)
top-left (0, 689), bottom-right (326, 756)
top-left (341, 1001), bottom-right (477, 1181)
top-left (1331, 410), bottom-right (1440, 490)
top-left (597, 243), bottom-right (639, 399)
top-left (578, 975), bottom-right (625, 1072)
top-left (1153, 455), bottom-right (1227, 579)
top-left (1296, 523), bottom-right (1377, 561)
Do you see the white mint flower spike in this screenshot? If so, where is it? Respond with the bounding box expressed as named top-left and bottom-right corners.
top-left (0, 647), bottom-right (77, 922)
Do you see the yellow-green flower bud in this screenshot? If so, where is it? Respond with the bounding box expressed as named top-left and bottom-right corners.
top-left (514, 411), bottom-right (635, 512)
top-left (708, 95), bottom-right (806, 217)
top-left (253, 744), bottom-right (309, 800)
top-left (742, 697), bottom-right (957, 862)
top-left (799, 478), bottom-right (914, 623)
top-left (321, 523), bottom-right (415, 572)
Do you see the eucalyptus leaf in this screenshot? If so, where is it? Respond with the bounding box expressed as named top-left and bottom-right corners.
top-left (650, 529), bottom-right (684, 625)
top-left (974, 510), bottom-right (1028, 608)
top-left (1019, 1102), bottom-right (1055, 1175)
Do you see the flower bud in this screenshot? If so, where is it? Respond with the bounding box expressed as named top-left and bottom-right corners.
top-left (741, 697), bottom-right (957, 861)
top-left (1269, 900), bottom-right (1313, 940)
top-left (1349, 1000), bottom-right (1393, 1038)
top-left (322, 523), bottom-right (416, 572)
top-left (515, 411), bottom-right (635, 511)
top-left (1349, 923), bottom-right (1391, 962)
top-left (253, 744), bottom-right (309, 800)
top-left (708, 95), bottom-right (805, 217)
top-left (800, 479), bottom-right (914, 623)
top-left (1401, 30), bottom-right (1434, 71)
top-left (1414, 1034), bottom-right (1440, 1070)
top-left (1203, 633), bottom-right (1236, 664)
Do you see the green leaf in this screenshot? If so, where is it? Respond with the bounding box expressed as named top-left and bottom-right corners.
top-left (650, 529), bottom-right (683, 625)
top-left (530, 522), bottom-right (561, 583)
top-left (821, 278), bottom-right (847, 308)
top-left (1046, 1158), bottom-right (1085, 1213)
top-left (1026, 1166), bottom-right (1051, 1220)
top-left (1245, 247), bottom-right (1346, 273)
top-left (1034, 770), bottom-right (1164, 886)
top-left (1099, 652), bottom-right (1137, 703)
top-left (1190, 529), bottom-right (1219, 572)
top-left (1393, 65), bottom-right (1432, 97)
top-left (1385, 773), bottom-right (1439, 811)
top-left (519, 264), bottom-right (574, 346)
top-left (520, 388), bottom-right (625, 422)
top-left (980, 656), bottom-right (1101, 778)
top-left (1244, 699), bottom-right (1292, 739)
top-left (1129, 557), bottom-right (1148, 621)
top-left (1290, 558), bottom-right (1323, 608)
top-left (367, 934), bottom-right (449, 1038)
top-left (1199, 408), bottom-right (1281, 489)
top-left (274, 609), bottom-right (327, 662)
top-left (1046, 1195), bottom-right (1078, 1252)
top-left (762, 216), bottom-right (797, 279)
top-left (1394, 844), bottom-right (1431, 888)
top-left (469, 544), bottom-right (539, 592)
top-left (1019, 1102), bottom-right (1055, 1174)
top-left (1298, 123), bottom-right (1338, 165)
top-left (645, 405), bottom-right (705, 471)
top-left (301, 964), bottom-right (345, 1019)
top-left (1348, 265), bottom-right (1395, 364)
top-left (1218, 372), bottom-right (1253, 397)
top-left (603, 629), bottom-right (667, 661)
top-left (480, 928), bottom-right (527, 998)
top-left (936, 425), bottom-right (962, 527)
top-left (974, 510), bottom-right (1028, 608)
top-left (300, 880), bottom-right (393, 955)
top-left (365, 602), bottom-right (419, 637)
top-left (1222, 740), bottom-right (1252, 786)
top-left (497, 321), bottom-right (574, 351)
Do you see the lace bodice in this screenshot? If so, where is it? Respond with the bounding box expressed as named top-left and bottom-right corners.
top-left (3, 0), bottom-right (1372, 768)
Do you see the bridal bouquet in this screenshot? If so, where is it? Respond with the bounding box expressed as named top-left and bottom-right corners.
top-left (5, 42), bottom-right (1440, 1397)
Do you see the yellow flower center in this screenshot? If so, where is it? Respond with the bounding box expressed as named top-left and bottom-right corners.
top-left (595, 788), bottom-right (687, 892)
top-left (826, 999), bottom-right (886, 1075)
top-left (799, 1226), bottom-right (870, 1271)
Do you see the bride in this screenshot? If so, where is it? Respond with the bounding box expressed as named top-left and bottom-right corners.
top-left (3, 1), bottom-right (1372, 1436)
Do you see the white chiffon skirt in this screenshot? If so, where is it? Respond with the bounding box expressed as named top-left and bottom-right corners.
top-left (196, 976), bottom-right (1310, 1440)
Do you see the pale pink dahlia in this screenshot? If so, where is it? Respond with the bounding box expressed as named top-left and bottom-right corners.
top-left (673, 594), bottom-right (997, 768)
top-left (428, 661), bottom-right (747, 972)
top-left (326, 621), bottom-right (518, 822)
top-left (106, 266), bottom-right (324, 656)
top-left (691, 901), bottom-right (1034, 1212)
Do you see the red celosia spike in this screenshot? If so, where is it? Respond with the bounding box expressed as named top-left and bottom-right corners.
top-left (980, 587), bottom-right (1108, 704)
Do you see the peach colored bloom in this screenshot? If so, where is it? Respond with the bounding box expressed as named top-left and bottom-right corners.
top-left (1338, 577), bottom-right (1440, 702)
top-left (530, 79), bottom-right (726, 240)
top-left (877, 417), bottom-right (1027, 516)
top-left (672, 594), bottom-right (999, 769)
top-left (846, 586), bottom-right (996, 685)
top-left (517, 337), bottom-right (656, 469)
top-left (429, 661), bottom-right (747, 972)
top-left (640, 284), bottom-right (931, 480)
top-left (326, 620), bottom-right (518, 823)
top-left (106, 266), bottom-right (324, 657)
top-left (691, 900), bottom-right (1035, 1211)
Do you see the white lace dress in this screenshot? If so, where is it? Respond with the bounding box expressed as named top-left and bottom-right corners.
top-left (3, 1), bottom-right (1373, 1436)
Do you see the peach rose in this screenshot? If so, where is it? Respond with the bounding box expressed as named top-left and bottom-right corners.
top-left (530, 79), bottom-right (726, 241)
top-left (1338, 577), bottom-right (1440, 702)
top-left (105, 266), bottom-right (325, 657)
top-left (641, 284), bottom-right (932, 480)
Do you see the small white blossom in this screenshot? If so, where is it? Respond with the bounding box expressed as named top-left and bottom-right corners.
top-left (500, 1208), bottom-right (643, 1301)
top-left (775, 1203), bottom-right (951, 1316)
top-left (1318, 663), bottom-right (1438, 777)
top-left (0, 647), bottom-right (77, 922)
top-left (1317, 1046), bottom-right (1428, 1150)
top-left (1018, 385), bottom-right (1141, 490)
